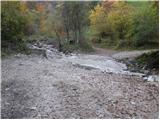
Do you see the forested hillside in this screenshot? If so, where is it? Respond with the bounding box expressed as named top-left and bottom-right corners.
top-left (1, 1), bottom-right (158, 55)
top-left (89, 1), bottom-right (158, 49)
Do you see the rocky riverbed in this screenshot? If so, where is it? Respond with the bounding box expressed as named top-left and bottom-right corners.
top-left (1, 43), bottom-right (159, 119)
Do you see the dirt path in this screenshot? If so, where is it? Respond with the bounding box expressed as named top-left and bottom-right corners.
top-left (92, 46), bottom-right (118, 56)
top-left (1, 48), bottom-right (159, 119)
top-left (92, 46), bottom-right (157, 59)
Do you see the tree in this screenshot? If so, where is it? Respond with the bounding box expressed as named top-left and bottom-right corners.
top-left (20, 1), bottom-right (39, 35)
top-left (36, 3), bottom-right (46, 33)
top-left (1, 1), bottom-right (27, 51)
top-left (127, 2), bottom-right (158, 47)
top-left (89, 4), bottom-right (112, 39)
top-left (59, 2), bottom-right (88, 45)
top-left (107, 2), bottom-right (133, 40)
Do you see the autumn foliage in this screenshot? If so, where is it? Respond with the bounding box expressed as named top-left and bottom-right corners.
top-left (1, 1), bottom-right (159, 54)
top-left (89, 1), bottom-right (158, 48)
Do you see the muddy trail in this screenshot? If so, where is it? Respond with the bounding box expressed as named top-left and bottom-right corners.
top-left (1, 44), bottom-right (159, 119)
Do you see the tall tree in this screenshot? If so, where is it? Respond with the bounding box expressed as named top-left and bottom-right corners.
top-left (1, 1), bottom-right (27, 50)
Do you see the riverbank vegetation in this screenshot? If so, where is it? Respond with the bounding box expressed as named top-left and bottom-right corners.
top-left (1, 1), bottom-right (159, 55)
top-left (120, 51), bottom-right (159, 75)
top-left (89, 1), bottom-right (158, 49)
top-left (136, 51), bottom-right (159, 72)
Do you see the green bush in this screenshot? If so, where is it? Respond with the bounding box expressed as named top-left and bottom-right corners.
top-left (127, 3), bottom-right (158, 47)
top-left (1, 1), bottom-right (27, 52)
top-left (136, 51), bottom-right (159, 69)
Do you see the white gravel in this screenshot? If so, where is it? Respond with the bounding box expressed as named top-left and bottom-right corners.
top-left (1, 50), bottom-right (159, 119)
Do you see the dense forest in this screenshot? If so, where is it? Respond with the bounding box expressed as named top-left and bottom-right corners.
top-left (1, 1), bottom-right (159, 55)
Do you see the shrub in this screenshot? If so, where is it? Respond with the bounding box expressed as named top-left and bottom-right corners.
top-left (1, 1), bottom-right (27, 52)
top-left (136, 51), bottom-right (159, 69)
top-left (127, 3), bottom-right (158, 47)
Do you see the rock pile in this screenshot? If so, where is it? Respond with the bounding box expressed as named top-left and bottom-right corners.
top-left (27, 43), bottom-right (63, 59)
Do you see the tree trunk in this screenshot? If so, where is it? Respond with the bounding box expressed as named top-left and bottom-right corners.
top-left (55, 30), bottom-right (62, 51)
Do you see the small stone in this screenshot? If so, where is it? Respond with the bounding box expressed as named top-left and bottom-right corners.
top-left (37, 114), bottom-right (42, 118)
top-left (5, 87), bottom-right (10, 91)
top-left (143, 70), bottom-right (149, 74)
top-left (15, 53), bottom-right (23, 58)
top-left (98, 114), bottom-right (104, 118)
top-left (142, 65), bottom-right (147, 70)
top-left (30, 107), bottom-right (37, 110)
top-left (147, 75), bottom-right (159, 82)
top-left (147, 76), bottom-right (154, 82)
top-left (19, 63), bottom-right (23, 66)
top-left (5, 102), bottom-right (10, 105)
top-left (143, 76), bottom-right (148, 81)
top-left (131, 101), bottom-right (136, 105)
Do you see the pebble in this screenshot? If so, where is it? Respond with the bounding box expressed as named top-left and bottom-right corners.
top-left (147, 75), bottom-right (159, 82)
top-left (5, 88), bottom-right (10, 91)
top-left (143, 75), bottom-right (159, 82)
top-left (30, 107), bottom-right (37, 110)
top-left (130, 101), bottom-right (136, 105)
top-left (143, 76), bottom-right (148, 81)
